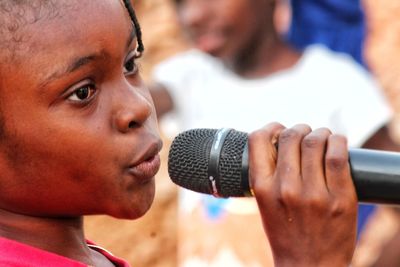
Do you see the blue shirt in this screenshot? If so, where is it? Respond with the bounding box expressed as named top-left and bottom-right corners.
top-left (287, 0), bottom-right (365, 66)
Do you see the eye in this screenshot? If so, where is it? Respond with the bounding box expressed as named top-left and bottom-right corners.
top-left (68, 84), bottom-right (97, 102)
top-left (123, 50), bottom-right (141, 75)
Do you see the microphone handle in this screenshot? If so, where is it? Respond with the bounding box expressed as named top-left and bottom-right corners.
top-left (350, 148), bottom-right (400, 205)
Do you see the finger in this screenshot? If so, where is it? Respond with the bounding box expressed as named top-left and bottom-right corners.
top-left (249, 122), bottom-right (285, 196)
top-left (325, 134), bottom-right (354, 197)
top-left (301, 127), bottom-right (332, 193)
top-left (275, 124), bottom-right (312, 212)
top-left (276, 124), bottom-right (312, 185)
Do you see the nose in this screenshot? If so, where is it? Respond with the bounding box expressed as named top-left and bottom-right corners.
top-left (113, 82), bottom-right (153, 133)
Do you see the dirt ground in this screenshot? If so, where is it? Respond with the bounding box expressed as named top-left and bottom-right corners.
top-left (84, 1), bottom-right (400, 267)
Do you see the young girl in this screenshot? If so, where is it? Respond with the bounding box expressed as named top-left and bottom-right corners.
top-left (0, 0), bottom-right (357, 266)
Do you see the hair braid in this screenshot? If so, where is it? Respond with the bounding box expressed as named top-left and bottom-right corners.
top-left (122, 0), bottom-right (144, 53)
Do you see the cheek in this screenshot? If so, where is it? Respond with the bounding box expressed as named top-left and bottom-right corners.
top-left (1, 114), bottom-right (116, 191)
top-left (0, 128), bottom-right (123, 216)
top-left (5, 123), bottom-right (102, 170)
top-left (221, 0), bottom-right (248, 24)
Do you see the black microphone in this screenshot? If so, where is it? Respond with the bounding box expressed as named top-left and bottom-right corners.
top-left (168, 128), bottom-right (400, 204)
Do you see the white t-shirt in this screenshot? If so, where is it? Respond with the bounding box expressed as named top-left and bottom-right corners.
top-left (153, 45), bottom-right (391, 148)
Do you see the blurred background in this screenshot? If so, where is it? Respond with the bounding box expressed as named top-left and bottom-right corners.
top-left (84, 0), bottom-right (400, 266)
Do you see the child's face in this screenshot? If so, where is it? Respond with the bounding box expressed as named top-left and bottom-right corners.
top-left (0, 1), bottom-right (162, 219)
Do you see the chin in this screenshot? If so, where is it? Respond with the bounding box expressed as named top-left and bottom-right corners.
top-left (198, 46), bottom-right (220, 58)
top-left (120, 192), bottom-right (155, 220)
top-left (207, 48), bottom-right (234, 65)
top-left (111, 199), bottom-right (154, 220)
top-left (134, 197), bottom-right (155, 218)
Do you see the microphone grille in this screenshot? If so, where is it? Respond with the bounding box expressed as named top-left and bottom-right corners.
top-left (168, 128), bottom-right (248, 197)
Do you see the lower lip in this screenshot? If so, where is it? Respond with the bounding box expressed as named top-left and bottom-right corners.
top-left (129, 155), bottom-right (161, 182)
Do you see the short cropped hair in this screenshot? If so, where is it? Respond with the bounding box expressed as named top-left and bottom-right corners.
top-left (0, 0), bottom-right (144, 56)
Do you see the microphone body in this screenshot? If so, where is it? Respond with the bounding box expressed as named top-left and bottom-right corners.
top-left (168, 128), bottom-right (400, 205)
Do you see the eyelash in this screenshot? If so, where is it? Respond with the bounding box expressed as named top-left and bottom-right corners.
top-left (67, 83), bottom-right (97, 103)
top-left (66, 50), bottom-right (141, 104)
top-left (123, 50), bottom-right (141, 76)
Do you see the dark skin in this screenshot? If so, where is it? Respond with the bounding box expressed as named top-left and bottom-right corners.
top-left (0, 1), bottom-right (162, 266)
top-left (250, 123), bottom-right (357, 267)
top-left (0, 0), bottom-right (360, 266)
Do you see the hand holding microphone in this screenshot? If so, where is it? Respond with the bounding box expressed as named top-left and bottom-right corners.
top-left (169, 125), bottom-right (400, 204)
top-left (247, 123), bottom-right (357, 267)
top-left (169, 123), bottom-right (358, 267)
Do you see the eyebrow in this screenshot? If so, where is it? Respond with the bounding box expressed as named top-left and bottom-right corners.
top-left (38, 53), bottom-right (104, 90)
top-left (38, 29), bottom-right (136, 89)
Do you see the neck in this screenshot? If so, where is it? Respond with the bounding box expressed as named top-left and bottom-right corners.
top-left (0, 208), bottom-right (93, 264)
top-left (228, 36), bottom-right (302, 79)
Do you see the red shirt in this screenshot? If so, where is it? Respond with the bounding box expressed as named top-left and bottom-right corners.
top-left (0, 237), bottom-right (131, 267)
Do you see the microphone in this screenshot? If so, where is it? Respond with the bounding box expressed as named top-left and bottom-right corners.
top-left (168, 128), bottom-right (400, 204)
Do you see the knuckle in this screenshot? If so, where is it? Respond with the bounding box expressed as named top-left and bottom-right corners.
top-left (302, 135), bottom-right (323, 149)
top-left (333, 133), bottom-right (347, 142)
top-left (279, 128), bottom-right (302, 144)
top-left (326, 154), bottom-right (347, 171)
top-left (252, 179), bottom-right (269, 195)
top-left (329, 201), bottom-right (348, 218)
top-left (279, 186), bottom-right (301, 207)
top-left (267, 121), bottom-right (286, 130)
top-left (315, 127), bottom-right (332, 135)
top-left (295, 123), bottom-right (312, 131)
top-left (250, 122), bottom-right (286, 142)
top-left (329, 197), bottom-right (357, 218)
top-left (249, 128), bottom-right (269, 142)
top-left (330, 198), bottom-right (357, 217)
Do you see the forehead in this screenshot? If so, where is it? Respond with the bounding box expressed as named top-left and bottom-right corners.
top-left (0, 0), bottom-right (134, 81)
top-left (0, 0), bottom-right (132, 63)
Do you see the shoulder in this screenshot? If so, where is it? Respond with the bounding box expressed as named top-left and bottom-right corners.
top-left (302, 45), bottom-right (365, 71)
top-left (300, 44), bottom-right (377, 88)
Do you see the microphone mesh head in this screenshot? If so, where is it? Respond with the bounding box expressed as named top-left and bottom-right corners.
top-left (168, 128), bottom-right (248, 197)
